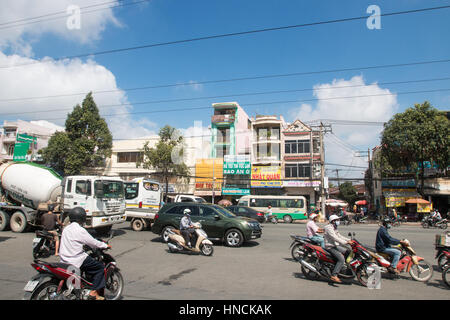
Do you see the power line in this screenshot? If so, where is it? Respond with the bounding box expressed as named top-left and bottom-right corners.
top-left (2, 75), bottom-right (450, 116)
top-left (0, 0), bottom-right (150, 30)
top-left (2, 5), bottom-right (450, 69)
top-left (10, 86), bottom-right (450, 122)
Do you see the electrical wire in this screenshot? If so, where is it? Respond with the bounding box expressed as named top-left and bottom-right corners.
top-left (1, 5), bottom-right (450, 69)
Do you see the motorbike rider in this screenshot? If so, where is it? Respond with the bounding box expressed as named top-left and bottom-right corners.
top-left (323, 214), bottom-right (353, 283)
top-left (40, 203), bottom-right (61, 256)
top-left (306, 213), bottom-right (324, 247)
top-left (430, 209), bottom-right (442, 226)
top-left (266, 204), bottom-right (273, 221)
top-left (59, 207), bottom-right (111, 300)
top-left (376, 217), bottom-right (407, 274)
top-left (180, 208), bottom-right (195, 248)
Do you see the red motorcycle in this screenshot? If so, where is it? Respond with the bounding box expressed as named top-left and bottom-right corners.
top-left (357, 239), bottom-right (433, 283)
top-left (298, 233), bottom-right (373, 286)
top-left (23, 232), bottom-right (123, 300)
top-left (435, 244), bottom-right (449, 271)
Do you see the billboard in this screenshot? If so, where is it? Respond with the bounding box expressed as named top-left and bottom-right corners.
top-left (251, 166), bottom-right (282, 188)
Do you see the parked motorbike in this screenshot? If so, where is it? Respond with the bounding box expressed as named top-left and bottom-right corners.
top-left (32, 227), bottom-right (61, 259)
top-left (358, 239), bottom-right (433, 282)
top-left (297, 234), bottom-right (373, 286)
top-left (24, 231), bottom-right (123, 300)
top-left (167, 222), bottom-right (214, 256)
top-left (353, 214), bottom-right (368, 224)
top-left (422, 216), bottom-right (448, 229)
top-left (289, 235), bottom-right (322, 262)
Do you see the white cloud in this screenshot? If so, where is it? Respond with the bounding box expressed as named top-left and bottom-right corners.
top-left (290, 75), bottom-right (399, 178)
top-left (0, 52), bottom-right (156, 139)
top-left (0, 0), bottom-right (121, 56)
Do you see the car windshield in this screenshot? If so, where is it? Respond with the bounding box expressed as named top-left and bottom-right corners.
top-left (213, 205), bottom-right (236, 218)
top-left (195, 197), bottom-right (206, 203)
top-left (124, 183), bottom-right (139, 200)
top-left (95, 180), bottom-right (125, 199)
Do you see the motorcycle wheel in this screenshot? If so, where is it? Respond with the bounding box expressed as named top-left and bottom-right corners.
top-left (200, 243), bottom-right (214, 256)
top-left (30, 280), bottom-right (60, 300)
top-left (421, 221), bottom-right (429, 229)
top-left (439, 222), bottom-right (448, 230)
top-left (291, 244), bottom-right (304, 261)
top-left (409, 259), bottom-right (433, 282)
top-left (105, 270), bottom-right (124, 300)
top-left (442, 265), bottom-right (450, 288)
top-left (356, 264), bottom-right (370, 287)
top-left (437, 254), bottom-right (449, 271)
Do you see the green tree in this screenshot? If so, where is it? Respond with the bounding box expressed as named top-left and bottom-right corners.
top-left (379, 101), bottom-right (449, 196)
top-left (137, 125), bottom-right (190, 201)
top-left (338, 181), bottom-right (358, 207)
top-left (42, 92), bottom-right (113, 175)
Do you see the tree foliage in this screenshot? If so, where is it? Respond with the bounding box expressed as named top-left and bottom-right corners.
top-left (41, 93), bottom-right (112, 175)
top-left (137, 125), bottom-right (190, 200)
top-left (337, 182), bottom-right (358, 207)
top-left (378, 101), bottom-right (449, 195)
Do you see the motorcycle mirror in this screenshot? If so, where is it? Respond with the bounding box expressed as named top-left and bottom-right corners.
top-left (348, 232), bottom-right (352, 237)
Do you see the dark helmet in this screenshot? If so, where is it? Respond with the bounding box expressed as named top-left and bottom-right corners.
top-left (382, 217), bottom-right (391, 227)
top-left (69, 207), bottom-right (87, 224)
top-left (47, 204), bottom-right (55, 212)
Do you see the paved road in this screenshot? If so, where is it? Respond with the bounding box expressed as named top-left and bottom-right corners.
top-left (0, 221), bottom-right (448, 300)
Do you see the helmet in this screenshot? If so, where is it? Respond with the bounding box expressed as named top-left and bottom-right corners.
top-left (47, 203), bottom-right (55, 212)
top-left (329, 215), bottom-right (340, 223)
top-left (309, 213), bottom-right (318, 220)
top-left (183, 208), bottom-right (191, 216)
top-left (382, 217), bottom-right (391, 227)
top-left (69, 207), bottom-right (87, 224)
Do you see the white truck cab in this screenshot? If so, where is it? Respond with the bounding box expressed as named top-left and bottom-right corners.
top-left (174, 194), bottom-right (207, 203)
top-left (62, 176), bottom-right (126, 232)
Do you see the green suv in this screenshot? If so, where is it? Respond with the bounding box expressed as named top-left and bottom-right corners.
top-left (151, 203), bottom-right (262, 247)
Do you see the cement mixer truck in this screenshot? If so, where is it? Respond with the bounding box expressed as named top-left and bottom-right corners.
top-left (0, 162), bottom-right (126, 234)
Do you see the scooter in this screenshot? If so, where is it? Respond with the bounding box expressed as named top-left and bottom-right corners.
top-left (167, 222), bottom-right (214, 256)
top-left (264, 214), bottom-right (278, 224)
top-left (422, 216), bottom-right (448, 229)
top-left (289, 235), bottom-right (322, 261)
top-left (359, 239), bottom-right (433, 282)
top-left (32, 226), bottom-right (61, 259)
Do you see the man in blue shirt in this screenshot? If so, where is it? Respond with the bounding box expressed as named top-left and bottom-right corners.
top-left (376, 217), bottom-right (407, 274)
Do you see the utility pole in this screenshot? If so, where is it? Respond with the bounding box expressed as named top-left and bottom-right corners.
top-left (212, 158), bottom-right (215, 204)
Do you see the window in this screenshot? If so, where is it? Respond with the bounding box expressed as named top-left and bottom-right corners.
top-left (285, 140), bottom-right (310, 154)
top-left (125, 183), bottom-right (139, 200)
top-left (75, 180), bottom-right (91, 195)
top-left (66, 179), bottom-right (72, 193)
top-left (285, 164), bottom-right (311, 178)
top-left (217, 128), bottom-right (230, 143)
top-left (199, 206), bottom-right (215, 217)
top-left (117, 152), bottom-right (142, 163)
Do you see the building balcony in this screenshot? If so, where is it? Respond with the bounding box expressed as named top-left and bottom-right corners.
top-left (211, 114), bottom-right (235, 125)
top-left (253, 136), bottom-right (281, 144)
top-left (253, 155), bottom-right (281, 164)
top-left (1, 134), bottom-right (16, 143)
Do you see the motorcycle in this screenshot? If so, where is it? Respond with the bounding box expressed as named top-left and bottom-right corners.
top-left (264, 214), bottom-right (278, 224)
top-left (422, 216), bottom-right (448, 229)
top-left (167, 222), bottom-right (214, 256)
top-left (32, 227), bottom-right (61, 259)
top-left (289, 235), bottom-right (322, 262)
top-left (358, 239), bottom-right (433, 282)
top-left (442, 265), bottom-right (450, 288)
top-left (435, 244), bottom-right (450, 271)
top-left (297, 233), bottom-right (373, 286)
top-left (23, 231), bottom-right (123, 300)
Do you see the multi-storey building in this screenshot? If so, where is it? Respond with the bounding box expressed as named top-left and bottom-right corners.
top-left (0, 120), bottom-right (61, 162)
top-left (282, 120), bottom-right (322, 208)
top-left (250, 115), bottom-right (284, 195)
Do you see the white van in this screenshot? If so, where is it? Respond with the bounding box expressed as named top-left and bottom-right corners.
top-left (124, 178), bottom-right (162, 231)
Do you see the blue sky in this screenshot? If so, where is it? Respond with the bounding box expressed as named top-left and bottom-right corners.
top-left (0, 0), bottom-right (449, 178)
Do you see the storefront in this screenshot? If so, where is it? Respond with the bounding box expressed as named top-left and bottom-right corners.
top-left (251, 165), bottom-right (283, 195)
top-left (222, 155), bottom-right (251, 203)
top-left (194, 158), bottom-right (223, 203)
top-left (282, 180), bottom-right (320, 210)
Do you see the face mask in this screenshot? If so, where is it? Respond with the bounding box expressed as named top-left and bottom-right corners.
top-left (335, 221), bottom-right (340, 226)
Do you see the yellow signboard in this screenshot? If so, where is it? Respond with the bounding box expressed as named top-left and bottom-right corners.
top-left (417, 203), bottom-right (433, 213)
top-left (251, 166), bottom-right (282, 188)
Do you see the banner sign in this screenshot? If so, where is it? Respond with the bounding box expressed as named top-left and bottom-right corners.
top-left (251, 166), bottom-right (282, 188)
top-left (222, 188), bottom-right (250, 195)
top-left (13, 142), bottom-right (30, 162)
top-left (283, 180), bottom-right (321, 188)
top-left (223, 155), bottom-right (251, 175)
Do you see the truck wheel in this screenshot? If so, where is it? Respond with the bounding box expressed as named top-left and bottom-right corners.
top-left (0, 210), bottom-right (11, 231)
top-left (10, 211), bottom-right (28, 233)
top-left (131, 218), bottom-right (145, 232)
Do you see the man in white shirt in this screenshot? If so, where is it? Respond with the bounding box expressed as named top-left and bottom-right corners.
top-left (306, 213), bottom-right (324, 247)
top-left (59, 207), bottom-right (111, 300)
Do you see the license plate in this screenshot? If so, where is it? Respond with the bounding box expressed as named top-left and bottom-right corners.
top-left (23, 280), bottom-right (39, 292)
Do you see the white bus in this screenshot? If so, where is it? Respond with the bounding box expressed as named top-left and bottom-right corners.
top-left (237, 195), bottom-right (307, 223)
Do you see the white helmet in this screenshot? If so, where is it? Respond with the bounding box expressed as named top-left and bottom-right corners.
top-left (329, 214), bottom-right (340, 223)
top-left (183, 208), bottom-right (191, 216)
